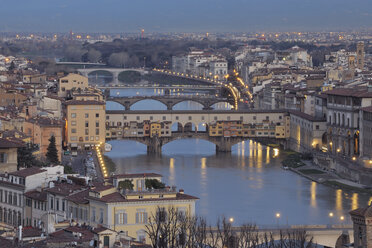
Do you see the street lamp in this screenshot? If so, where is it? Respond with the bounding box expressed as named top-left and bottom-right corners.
top-left (275, 212), bottom-right (280, 228)
top-left (229, 217), bottom-right (234, 223)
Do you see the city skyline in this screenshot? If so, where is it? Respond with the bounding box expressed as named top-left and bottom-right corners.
top-left (1, 0), bottom-right (372, 33)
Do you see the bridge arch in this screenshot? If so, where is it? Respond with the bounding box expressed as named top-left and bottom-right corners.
top-left (210, 101), bottom-right (233, 110)
top-left (87, 70), bottom-right (114, 84)
top-left (197, 122), bottom-right (209, 133)
top-left (172, 100), bottom-right (205, 110)
top-left (171, 122), bottom-right (184, 133)
top-left (130, 99), bottom-right (168, 110)
top-left (184, 122), bottom-right (197, 133)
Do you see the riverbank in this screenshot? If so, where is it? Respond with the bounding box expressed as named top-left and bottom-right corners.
top-left (281, 150), bottom-right (372, 194)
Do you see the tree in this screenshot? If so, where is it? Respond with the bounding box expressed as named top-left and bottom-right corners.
top-left (64, 165), bottom-right (75, 174)
top-left (145, 179), bottom-right (165, 189)
top-left (87, 49), bottom-right (101, 63)
top-left (108, 52), bottom-right (129, 68)
top-left (118, 180), bottom-right (134, 190)
top-left (46, 135), bottom-right (59, 165)
top-left (17, 143), bottom-right (38, 168)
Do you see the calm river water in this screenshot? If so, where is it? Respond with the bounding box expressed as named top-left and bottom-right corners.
top-left (105, 88), bottom-right (371, 227)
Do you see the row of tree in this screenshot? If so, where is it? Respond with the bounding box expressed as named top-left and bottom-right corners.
top-left (145, 207), bottom-right (315, 248)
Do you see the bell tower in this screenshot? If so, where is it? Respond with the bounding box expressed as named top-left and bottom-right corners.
top-left (356, 41), bottom-right (365, 70)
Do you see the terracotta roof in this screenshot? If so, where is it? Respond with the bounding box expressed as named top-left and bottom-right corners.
top-left (361, 106), bottom-right (372, 113)
top-left (289, 110), bottom-right (326, 122)
top-left (90, 184), bottom-right (114, 193)
top-left (26, 116), bottom-right (62, 127)
top-left (45, 182), bottom-right (87, 196)
top-left (22, 226), bottom-right (44, 238)
top-left (65, 189), bottom-right (90, 204)
top-left (0, 138), bottom-right (24, 148)
top-left (324, 87), bottom-right (372, 98)
top-left (9, 167), bottom-right (46, 178)
top-left (89, 192), bottom-right (198, 203)
top-left (24, 190), bottom-right (47, 201)
top-left (112, 173), bottom-right (163, 179)
top-left (65, 100), bottom-right (105, 105)
top-left (350, 205), bottom-right (372, 217)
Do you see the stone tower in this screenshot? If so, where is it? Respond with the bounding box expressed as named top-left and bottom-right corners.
top-left (348, 55), bottom-right (356, 71)
top-left (356, 41), bottom-right (365, 70)
top-left (350, 204), bottom-right (372, 248)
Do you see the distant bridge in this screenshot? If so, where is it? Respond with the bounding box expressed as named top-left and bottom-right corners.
top-left (77, 68), bottom-right (148, 85)
top-left (105, 95), bottom-right (234, 110)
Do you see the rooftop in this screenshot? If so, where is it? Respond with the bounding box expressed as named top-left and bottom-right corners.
top-left (9, 167), bottom-right (46, 178)
top-left (324, 87), bottom-right (372, 98)
top-left (65, 100), bottom-right (105, 105)
top-left (0, 138), bottom-right (24, 148)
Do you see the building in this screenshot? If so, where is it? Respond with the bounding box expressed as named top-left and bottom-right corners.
top-left (0, 166), bottom-right (64, 227)
top-left (23, 117), bottom-right (63, 161)
top-left (65, 100), bottom-right (106, 151)
top-left (58, 73), bottom-right (89, 98)
top-left (350, 204), bottom-right (372, 247)
top-left (0, 138), bottom-right (23, 173)
top-left (38, 95), bottom-right (63, 119)
top-left (360, 106), bottom-right (372, 161)
top-left (86, 178), bottom-right (198, 243)
top-left (289, 111), bottom-right (327, 152)
top-left (324, 86), bottom-right (372, 157)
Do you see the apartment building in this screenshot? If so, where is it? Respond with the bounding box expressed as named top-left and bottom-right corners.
top-left (65, 100), bottom-right (106, 151)
top-left (58, 73), bottom-right (89, 98)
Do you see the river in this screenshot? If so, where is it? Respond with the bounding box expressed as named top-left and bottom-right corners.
top-left (105, 88), bottom-right (371, 227)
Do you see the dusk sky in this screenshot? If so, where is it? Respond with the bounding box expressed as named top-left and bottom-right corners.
top-left (1, 0), bottom-right (371, 33)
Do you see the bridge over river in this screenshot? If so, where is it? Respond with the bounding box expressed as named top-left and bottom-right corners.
top-left (105, 109), bottom-right (290, 154)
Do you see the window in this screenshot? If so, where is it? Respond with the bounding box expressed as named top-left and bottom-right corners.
top-left (62, 200), bottom-right (65, 211)
top-left (96, 121), bottom-right (99, 127)
top-left (85, 136), bottom-right (89, 141)
top-left (96, 129), bottom-right (100, 135)
top-left (85, 121), bottom-right (89, 128)
top-left (176, 116), bottom-right (179, 120)
top-left (56, 199), bottom-right (59, 211)
top-left (150, 116), bottom-right (153, 120)
top-left (253, 116), bottom-right (256, 120)
top-left (71, 129), bottom-right (76, 134)
top-left (71, 121), bottom-right (76, 126)
top-left (50, 197), bottom-right (54, 209)
top-left (0, 153), bottom-right (7, 163)
top-left (71, 136), bottom-right (77, 141)
top-left (92, 208), bottom-right (96, 222)
top-left (163, 116), bottom-right (166, 120)
top-left (117, 212), bottom-right (127, 225)
top-left (136, 210), bottom-right (148, 224)
top-left (71, 113), bottom-right (76, 118)
top-left (99, 209), bottom-right (104, 224)
top-left (188, 116), bottom-right (192, 120)
top-left (85, 113), bottom-right (89, 118)
top-left (13, 193), bottom-right (17, 206)
top-left (8, 193), bottom-right (12, 205)
top-left (137, 116), bottom-right (140, 121)
top-left (96, 113), bottom-right (99, 118)
top-left (316, 125), bottom-right (319, 130)
top-left (214, 116), bottom-right (217, 121)
top-left (85, 129), bottom-right (89, 135)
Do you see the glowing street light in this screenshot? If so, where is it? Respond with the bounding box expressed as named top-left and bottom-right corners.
top-left (329, 212), bottom-right (334, 217)
top-left (229, 217), bottom-right (234, 223)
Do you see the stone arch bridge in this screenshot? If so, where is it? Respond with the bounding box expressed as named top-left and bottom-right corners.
top-left (77, 68), bottom-right (147, 85)
top-left (106, 95), bottom-right (234, 110)
top-left (108, 132), bottom-right (288, 154)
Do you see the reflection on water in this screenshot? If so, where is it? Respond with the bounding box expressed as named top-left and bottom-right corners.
top-left (107, 139), bottom-right (371, 226)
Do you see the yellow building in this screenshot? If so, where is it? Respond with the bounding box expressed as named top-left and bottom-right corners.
top-left (87, 174), bottom-right (198, 243)
top-left (150, 122), bottom-right (161, 137)
top-left (65, 100), bottom-right (106, 151)
top-left (58, 73), bottom-right (89, 98)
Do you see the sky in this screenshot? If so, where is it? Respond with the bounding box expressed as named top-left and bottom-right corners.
top-left (0, 0), bottom-right (371, 33)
